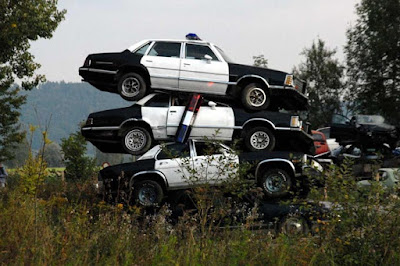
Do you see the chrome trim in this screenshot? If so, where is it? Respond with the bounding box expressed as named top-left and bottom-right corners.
top-left (242, 118), bottom-right (276, 130)
top-left (192, 125), bottom-right (241, 129)
top-left (255, 159), bottom-right (296, 179)
top-left (275, 127), bottom-right (302, 131)
top-left (79, 67), bottom-right (117, 75)
top-left (269, 85), bottom-right (286, 89)
top-left (236, 75), bottom-right (270, 87)
top-left (81, 126), bottom-right (120, 131)
top-left (179, 76), bottom-right (235, 85)
top-left (130, 170), bottom-right (168, 188)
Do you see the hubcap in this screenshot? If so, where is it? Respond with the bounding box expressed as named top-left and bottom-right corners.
top-left (138, 185), bottom-right (157, 205)
top-left (264, 171), bottom-right (286, 193)
top-left (121, 77), bottom-right (140, 97)
top-left (250, 131), bottom-right (270, 150)
top-left (125, 129), bottom-right (146, 152)
top-left (247, 87), bottom-right (266, 107)
top-left (282, 217), bottom-right (306, 235)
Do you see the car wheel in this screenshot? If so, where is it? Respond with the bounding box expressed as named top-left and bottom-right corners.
top-left (133, 180), bottom-right (164, 207)
top-left (244, 126), bottom-right (276, 152)
top-left (260, 168), bottom-right (291, 198)
top-left (118, 73), bottom-right (147, 101)
top-left (279, 214), bottom-right (309, 236)
top-left (241, 83), bottom-right (270, 111)
top-left (121, 127), bottom-right (152, 155)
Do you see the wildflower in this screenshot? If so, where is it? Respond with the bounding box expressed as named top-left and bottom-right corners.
top-left (11, 23), bottom-right (17, 28)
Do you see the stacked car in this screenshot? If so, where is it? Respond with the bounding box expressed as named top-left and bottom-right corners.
top-left (79, 34), bottom-right (319, 207)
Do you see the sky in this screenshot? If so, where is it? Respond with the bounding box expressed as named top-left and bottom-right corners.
top-left (30, 0), bottom-right (359, 83)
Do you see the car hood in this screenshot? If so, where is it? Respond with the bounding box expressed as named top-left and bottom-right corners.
top-left (360, 123), bottom-right (396, 132)
top-left (87, 50), bottom-right (130, 62)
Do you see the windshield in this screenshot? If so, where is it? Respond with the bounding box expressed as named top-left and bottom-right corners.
top-left (356, 115), bottom-right (385, 125)
top-left (215, 46), bottom-right (234, 63)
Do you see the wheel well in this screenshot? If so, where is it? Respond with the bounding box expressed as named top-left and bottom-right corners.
top-left (131, 173), bottom-right (167, 191)
top-left (237, 120), bottom-right (275, 138)
top-left (118, 121), bottom-right (153, 138)
top-left (118, 66), bottom-right (151, 88)
top-left (237, 77), bottom-right (269, 90)
top-left (256, 162), bottom-right (295, 184)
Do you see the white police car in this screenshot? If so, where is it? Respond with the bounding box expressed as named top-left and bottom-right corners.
top-left (79, 34), bottom-right (308, 111)
top-left (81, 93), bottom-right (314, 155)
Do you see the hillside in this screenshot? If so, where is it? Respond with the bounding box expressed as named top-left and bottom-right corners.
top-left (19, 82), bottom-right (128, 151)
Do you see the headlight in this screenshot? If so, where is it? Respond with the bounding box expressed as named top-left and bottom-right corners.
top-left (290, 116), bottom-right (300, 127)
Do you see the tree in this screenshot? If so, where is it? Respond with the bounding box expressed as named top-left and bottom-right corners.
top-left (294, 38), bottom-right (345, 128)
top-left (0, 1), bottom-right (66, 161)
top-left (61, 131), bottom-right (96, 181)
top-left (345, 0), bottom-right (400, 123)
top-left (95, 148), bottom-right (125, 166)
top-left (253, 54), bottom-right (268, 68)
top-left (44, 142), bottom-right (64, 167)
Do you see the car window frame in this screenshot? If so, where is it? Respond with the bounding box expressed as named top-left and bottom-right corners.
top-left (192, 140), bottom-right (229, 157)
top-left (183, 42), bottom-right (222, 62)
top-left (143, 93), bottom-right (170, 108)
top-left (132, 41), bottom-right (152, 55)
top-left (146, 41), bottom-right (182, 58)
top-left (155, 142), bottom-right (193, 161)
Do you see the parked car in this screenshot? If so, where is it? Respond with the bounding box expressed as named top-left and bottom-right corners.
top-left (316, 127), bottom-right (340, 151)
top-left (97, 139), bottom-right (323, 206)
top-left (330, 114), bottom-right (400, 149)
top-left (357, 168), bottom-right (399, 190)
top-left (311, 130), bottom-right (330, 156)
top-left (79, 36), bottom-right (308, 111)
top-left (81, 93), bottom-right (314, 155)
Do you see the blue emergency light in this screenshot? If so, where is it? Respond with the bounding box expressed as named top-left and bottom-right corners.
top-left (186, 33), bottom-right (202, 41)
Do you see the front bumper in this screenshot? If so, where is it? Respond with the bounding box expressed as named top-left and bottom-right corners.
top-left (271, 88), bottom-right (309, 111)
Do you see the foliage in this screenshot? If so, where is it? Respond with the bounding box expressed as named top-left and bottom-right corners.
top-left (61, 130), bottom-right (96, 182)
top-left (252, 54), bottom-right (268, 68)
top-left (294, 38), bottom-right (345, 128)
top-left (19, 81), bottom-right (127, 152)
top-left (43, 142), bottom-right (64, 167)
top-left (0, 0), bottom-right (65, 161)
top-left (345, 0), bottom-right (400, 124)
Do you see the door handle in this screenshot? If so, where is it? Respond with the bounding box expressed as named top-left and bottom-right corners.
top-left (170, 110), bottom-right (177, 113)
top-left (146, 60), bottom-right (153, 63)
top-left (183, 63), bottom-right (191, 66)
top-left (159, 162), bottom-right (168, 166)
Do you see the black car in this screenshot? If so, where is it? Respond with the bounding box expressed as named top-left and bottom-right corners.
top-left (79, 37), bottom-right (308, 111)
top-left (331, 114), bottom-right (400, 149)
top-left (81, 93), bottom-right (315, 155)
top-left (97, 140), bottom-right (323, 206)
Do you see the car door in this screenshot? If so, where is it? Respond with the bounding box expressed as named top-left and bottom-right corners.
top-left (140, 93), bottom-right (170, 140)
top-left (179, 43), bottom-right (229, 95)
top-left (154, 142), bottom-right (199, 189)
top-left (192, 141), bottom-right (239, 185)
top-left (190, 103), bottom-right (235, 140)
top-left (141, 41), bottom-right (182, 89)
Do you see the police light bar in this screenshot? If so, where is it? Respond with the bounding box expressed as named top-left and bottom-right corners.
top-left (176, 94), bottom-right (203, 143)
top-left (186, 33), bottom-right (202, 41)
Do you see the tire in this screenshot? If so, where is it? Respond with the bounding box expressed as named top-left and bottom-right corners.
top-left (244, 126), bottom-right (276, 152)
top-left (133, 180), bottom-right (164, 207)
top-left (241, 83), bottom-right (270, 111)
top-left (279, 214), bottom-right (309, 236)
top-left (118, 73), bottom-right (147, 101)
top-left (121, 126), bottom-right (152, 155)
top-left (259, 168), bottom-right (292, 198)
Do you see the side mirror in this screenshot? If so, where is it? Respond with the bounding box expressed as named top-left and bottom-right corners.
top-left (204, 54), bottom-right (212, 63)
top-left (208, 101), bottom-right (217, 109)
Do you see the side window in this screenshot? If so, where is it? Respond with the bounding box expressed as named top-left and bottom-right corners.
top-left (148, 42), bottom-right (181, 58)
top-left (157, 143), bottom-right (190, 160)
top-left (186, 44), bottom-right (219, 61)
top-left (195, 142), bottom-right (225, 156)
top-left (171, 96), bottom-right (190, 107)
top-left (144, 94), bottom-right (170, 107)
top-left (134, 42), bottom-right (151, 55)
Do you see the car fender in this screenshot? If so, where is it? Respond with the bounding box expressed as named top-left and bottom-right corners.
top-left (129, 170), bottom-right (168, 188)
top-left (236, 75), bottom-right (270, 88)
top-left (242, 118), bottom-right (276, 130)
top-left (255, 159), bottom-right (296, 179)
